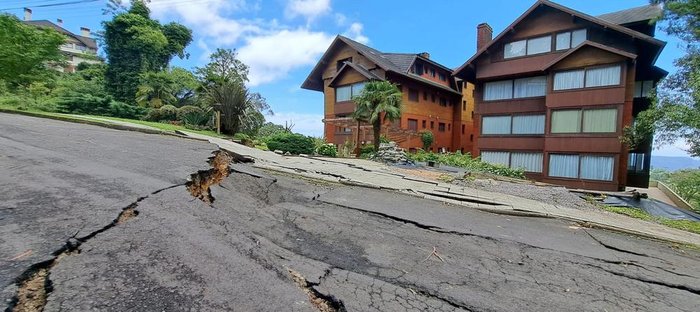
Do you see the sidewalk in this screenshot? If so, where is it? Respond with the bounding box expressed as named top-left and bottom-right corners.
top-left (181, 131), bottom-right (700, 247)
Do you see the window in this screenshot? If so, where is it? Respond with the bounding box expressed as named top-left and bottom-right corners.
top-left (554, 65), bottom-right (621, 90)
top-left (439, 98), bottom-right (447, 107)
top-left (504, 35), bottom-right (552, 59)
top-left (481, 151), bottom-right (543, 172)
top-left (415, 63), bottom-right (424, 75)
top-left (483, 114), bottom-right (545, 135)
top-left (422, 120), bottom-right (426, 128)
top-left (482, 116), bottom-right (512, 135)
top-left (448, 123), bottom-right (451, 131)
top-left (549, 154), bottom-right (580, 179)
top-left (551, 108), bottom-right (617, 133)
top-left (336, 85), bottom-right (352, 102)
top-left (430, 121), bottom-right (434, 129)
top-left (634, 81), bottom-right (654, 98)
top-left (484, 76), bottom-right (546, 101)
top-left (580, 155), bottom-right (614, 181)
top-left (512, 115), bottom-right (545, 134)
top-left (336, 57), bottom-right (352, 71)
top-left (462, 101), bottom-right (466, 111)
top-left (461, 124), bottom-right (465, 134)
top-left (513, 76), bottom-right (547, 98)
top-left (408, 119), bottom-right (418, 131)
top-left (439, 72), bottom-right (446, 81)
top-left (582, 108), bottom-right (617, 133)
top-left (628, 153), bottom-right (645, 172)
top-left (549, 154), bottom-right (614, 181)
top-left (335, 82), bottom-right (365, 102)
top-left (430, 68), bottom-right (436, 77)
top-left (408, 88), bottom-right (419, 102)
top-left (438, 122), bottom-right (446, 132)
top-left (555, 29), bottom-right (587, 50)
top-left (423, 91), bottom-right (428, 101)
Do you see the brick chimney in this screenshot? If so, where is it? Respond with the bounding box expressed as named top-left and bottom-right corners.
top-left (477, 23), bottom-right (493, 51)
top-left (24, 8), bottom-right (32, 21)
top-left (80, 27), bottom-right (90, 37)
top-left (57, 18), bottom-right (63, 27)
top-left (418, 52), bottom-right (430, 59)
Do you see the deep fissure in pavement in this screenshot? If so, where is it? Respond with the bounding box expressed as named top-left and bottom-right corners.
top-left (288, 269), bottom-right (346, 312)
top-left (186, 150), bottom-right (233, 203)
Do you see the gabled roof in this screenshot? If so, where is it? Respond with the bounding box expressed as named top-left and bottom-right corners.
top-left (327, 62), bottom-right (382, 87)
top-left (301, 35), bottom-right (459, 94)
top-left (541, 40), bottom-right (637, 70)
top-left (597, 4), bottom-right (662, 25)
top-left (23, 20), bottom-right (97, 50)
top-left (453, 0), bottom-right (665, 78)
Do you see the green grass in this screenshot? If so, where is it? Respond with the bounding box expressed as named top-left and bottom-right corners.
top-left (91, 116), bottom-right (227, 138)
top-left (600, 205), bottom-right (700, 235)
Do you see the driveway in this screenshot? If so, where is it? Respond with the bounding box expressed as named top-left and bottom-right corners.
top-left (2, 113), bottom-right (699, 311)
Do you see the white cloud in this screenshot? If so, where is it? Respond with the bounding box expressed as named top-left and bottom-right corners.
top-left (266, 112), bottom-right (324, 137)
top-left (343, 22), bottom-right (368, 44)
top-left (285, 0), bottom-right (331, 22)
top-left (238, 29), bottom-right (334, 86)
top-left (334, 13), bottom-right (347, 26)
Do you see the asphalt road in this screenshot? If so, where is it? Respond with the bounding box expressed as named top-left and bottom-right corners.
top-left (1, 113), bottom-right (700, 311)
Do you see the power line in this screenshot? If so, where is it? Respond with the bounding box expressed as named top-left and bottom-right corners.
top-left (0, 0), bottom-right (101, 11)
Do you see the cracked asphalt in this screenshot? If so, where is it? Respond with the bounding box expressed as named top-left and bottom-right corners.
top-left (2, 113), bottom-right (700, 311)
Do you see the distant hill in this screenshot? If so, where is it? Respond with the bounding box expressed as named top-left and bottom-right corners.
top-left (651, 156), bottom-right (700, 171)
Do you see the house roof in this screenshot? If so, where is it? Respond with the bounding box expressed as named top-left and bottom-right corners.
top-left (301, 35), bottom-right (459, 94)
top-left (453, 0), bottom-right (665, 78)
top-left (597, 4), bottom-right (663, 25)
top-left (541, 40), bottom-right (638, 70)
top-left (23, 20), bottom-right (97, 50)
top-left (327, 61), bottom-right (382, 87)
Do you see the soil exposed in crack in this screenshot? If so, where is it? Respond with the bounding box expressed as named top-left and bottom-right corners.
top-left (288, 269), bottom-right (346, 312)
top-left (186, 150), bottom-right (233, 203)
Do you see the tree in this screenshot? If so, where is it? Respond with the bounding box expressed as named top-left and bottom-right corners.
top-left (204, 80), bottom-right (270, 134)
top-left (0, 14), bottom-right (65, 87)
top-left (102, 0), bottom-right (192, 102)
top-left (625, 1), bottom-right (700, 156)
top-left (135, 71), bottom-right (177, 108)
top-left (352, 80), bottom-right (402, 151)
top-left (169, 67), bottom-right (199, 107)
top-left (195, 48), bottom-right (249, 87)
top-left (420, 130), bottom-right (434, 151)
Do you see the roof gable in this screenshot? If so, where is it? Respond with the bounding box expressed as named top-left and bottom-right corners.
top-left (597, 4), bottom-right (662, 25)
top-left (327, 62), bottom-right (383, 87)
top-left (541, 41), bottom-right (637, 71)
top-left (23, 20), bottom-right (97, 50)
top-left (454, 0), bottom-right (665, 78)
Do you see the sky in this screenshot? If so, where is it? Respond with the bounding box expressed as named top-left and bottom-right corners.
top-left (2, 0), bottom-right (695, 158)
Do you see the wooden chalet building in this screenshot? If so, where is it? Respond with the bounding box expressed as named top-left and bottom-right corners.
top-left (454, 0), bottom-right (667, 191)
top-left (302, 36), bottom-right (474, 153)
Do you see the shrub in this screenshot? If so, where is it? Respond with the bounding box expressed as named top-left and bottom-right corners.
top-left (420, 131), bottom-right (434, 150)
top-left (359, 144), bottom-right (375, 159)
top-left (266, 133), bottom-right (315, 155)
top-left (55, 93), bottom-right (112, 115)
top-left (176, 105), bottom-right (203, 121)
top-left (380, 135), bottom-right (390, 144)
top-left (233, 133), bottom-right (253, 146)
top-left (108, 101), bottom-right (148, 119)
top-left (258, 122), bottom-right (287, 138)
top-left (408, 151), bottom-right (525, 179)
top-left (316, 143), bottom-right (337, 157)
top-left (143, 104), bottom-right (177, 121)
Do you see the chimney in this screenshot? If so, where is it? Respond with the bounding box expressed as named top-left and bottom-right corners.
top-left (418, 52), bottom-right (430, 59)
top-left (80, 27), bottom-right (90, 37)
top-left (24, 8), bottom-right (32, 21)
top-left (477, 23), bottom-right (493, 51)
top-left (57, 18), bottom-right (63, 27)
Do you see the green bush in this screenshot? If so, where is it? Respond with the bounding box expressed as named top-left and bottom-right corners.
top-left (143, 104), bottom-right (177, 121)
top-left (359, 145), bottom-right (375, 159)
top-left (380, 135), bottom-right (390, 144)
top-left (420, 131), bottom-right (434, 150)
top-left (108, 101), bottom-right (148, 119)
top-left (266, 133), bottom-right (315, 155)
top-left (258, 122), bottom-right (287, 138)
top-left (408, 151), bottom-right (525, 179)
top-left (316, 143), bottom-right (337, 157)
top-left (55, 93), bottom-right (112, 115)
top-left (176, 105), bottom-right (203, 121)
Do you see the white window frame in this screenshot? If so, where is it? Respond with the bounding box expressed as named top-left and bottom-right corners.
top-left (483, 76), bottom-right (547, 101)
top-left (555, 29), bottom-right (587, 50)
top-left (553, 64), bottom-right (622, 91)
top-left (482, 114), bottom-right (545, 135)
top-left (481, 150), bottom-right (544, 173)
top-left (551, 108), bottom-right (618, 134)
top-left (504, 35), bottom-right (553, 59)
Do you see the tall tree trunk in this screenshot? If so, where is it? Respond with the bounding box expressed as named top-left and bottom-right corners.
top-left (373, 119), bottom-right (381, 152)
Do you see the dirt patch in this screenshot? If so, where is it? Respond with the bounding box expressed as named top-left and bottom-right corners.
top-left (13, 268), bottom-right (50, 312)
top-left (187, 150), bottom-right (233, 203)
top-left (117, 204), bottom-right (139, 224)
top-left (288, 269), bottom-right (345, 312)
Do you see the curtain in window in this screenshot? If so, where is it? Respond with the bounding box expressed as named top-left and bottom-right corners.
top-left (556, 32), bottom-right (570, 50)
top-left (585, 65), bottom-right (621, 87)
top-left (513, 76), bottom-right (546, 98)
top-left (571, 29), bottom-right (587, 47)
top-left (642, 80), bottom-right (654, 97)
top-left (628, 153), bottom-right (645, 172)
top-left (583, 108), bottom-right (617, 133)
top-left (481, 151), bottom-right (510, 166)
top-left (549, 154), bottom-right (579, 178)
top-left (512, 115), bottom-right (545, 134)
top-left (336, 86), bottom-right (351, 101)
top-left (580, 155), bottom-right (614, 181)
top-left (527, 36), bottom-right (551, 55)
top-left (551, 110), bottom-right (581, 133)
top-left (484, 80), bottom-right (513, 101)
top-left (634, 81), bottom-right (643, 98)
top-left (553, 70), bottom-right (584, 90)
top-left (504, 40), bottom-right (526, 58)
top-left (511, 152), bottom-right (543, 172)
top-left (352, 82), bottom-right (365, 96)
top-left (482, 116), bottom-right (512, 134)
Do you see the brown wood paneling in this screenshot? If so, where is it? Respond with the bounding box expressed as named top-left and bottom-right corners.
top-left (547, 87), bottom-right (626, 107)
top-left (477, 98), bottom-right (546, 114)
top-left (478, 137), bottom-right (545, 150)
top-left (545, 137), bottom-right (621, 153)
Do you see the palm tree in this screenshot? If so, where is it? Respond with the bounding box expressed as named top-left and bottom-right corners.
top-left (204, 80), bottom-right (270, 134)
top-left (352, 80), bottom-right (402, 151)
top-left (135, 71), bottom-right (176, 108)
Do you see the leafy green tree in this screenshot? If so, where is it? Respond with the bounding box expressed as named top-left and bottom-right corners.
top-left (625, 1), bottom-right (700, 156)
top-left (204, 80), bottom-right (269, 134)
top-left (257, 122), bottom-right (287, 138)
top-left (352, 80), bottom-right (403, 151)
top-left (420, 130), bottom-right (434, 151)
top-left (103, 0), bottom-right (192, 102)
top-left (668, 169), bottom-right (700, 210)
top-left (135, 71), bottom-right (177, 108)
top-left (195, 48), bottom-right (249, 87)
top-left (0, 14), bottom-right (65, 87)
top-left (169, 67), bottom-right (199, 107)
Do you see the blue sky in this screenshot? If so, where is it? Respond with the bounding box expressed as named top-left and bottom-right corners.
top-left (3, 0), bottom-right (693, 157)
